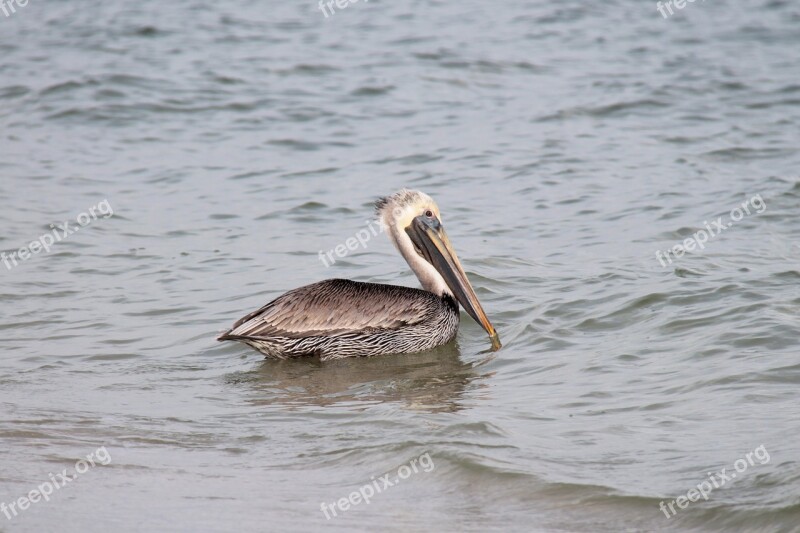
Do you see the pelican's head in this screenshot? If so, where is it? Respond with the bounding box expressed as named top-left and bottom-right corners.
top-left (375, 189), bottom-right (500, 349)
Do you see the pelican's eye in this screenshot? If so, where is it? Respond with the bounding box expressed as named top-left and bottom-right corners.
top-left (424, 209), bottom-right (434, 218)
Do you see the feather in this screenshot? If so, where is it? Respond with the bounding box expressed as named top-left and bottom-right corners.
top-left (220, 279), bottom-right (441, 339)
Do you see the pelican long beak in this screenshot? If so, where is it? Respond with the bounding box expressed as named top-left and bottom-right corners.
top-left (406, 215), bottom-right (501, 350)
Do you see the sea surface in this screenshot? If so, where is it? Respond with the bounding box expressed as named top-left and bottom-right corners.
top-left (1, 1), bottom-right (799, 531)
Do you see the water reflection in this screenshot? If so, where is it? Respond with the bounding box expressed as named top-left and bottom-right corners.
top-left (226, 341), bottom-right (495, 413)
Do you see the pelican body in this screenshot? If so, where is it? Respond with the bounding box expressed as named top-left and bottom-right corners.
top-left (218, 190), bottom-right (500, 360)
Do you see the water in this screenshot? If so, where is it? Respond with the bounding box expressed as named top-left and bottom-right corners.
top-left (1, 0), bottom-right (799, 531)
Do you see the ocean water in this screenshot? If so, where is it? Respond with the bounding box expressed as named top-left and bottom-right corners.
top-left (1, 0), bottom-right (799, 531)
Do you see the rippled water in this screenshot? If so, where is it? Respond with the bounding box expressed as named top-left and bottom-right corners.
top-left (1, 0), bottom-right (799, 531)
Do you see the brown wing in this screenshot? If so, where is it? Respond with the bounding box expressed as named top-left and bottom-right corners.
top-left (220, 279), bottom-right (437, 339)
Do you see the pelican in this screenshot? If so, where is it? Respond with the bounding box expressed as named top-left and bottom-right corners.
top-left (218, 189), bottom-right (500, 360)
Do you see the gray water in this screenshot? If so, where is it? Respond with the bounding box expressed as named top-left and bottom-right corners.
top-left (1, 0), bottom-right (799, 531)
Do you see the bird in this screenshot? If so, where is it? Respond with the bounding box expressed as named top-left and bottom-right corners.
top-left (217, 189), bottom-right (500, 360)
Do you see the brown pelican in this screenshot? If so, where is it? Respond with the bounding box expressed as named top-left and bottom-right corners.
top-left (218, 189), bottom-right (500, 360)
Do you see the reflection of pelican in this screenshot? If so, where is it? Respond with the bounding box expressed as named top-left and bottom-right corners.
top-left (218, 189), bottom-right (500, 360)
top-left (228, 342), bottom-right (493, 413)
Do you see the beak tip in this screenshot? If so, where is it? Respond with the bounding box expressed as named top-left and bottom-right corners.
top-left (489, 331), bottom-right (502, 351)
